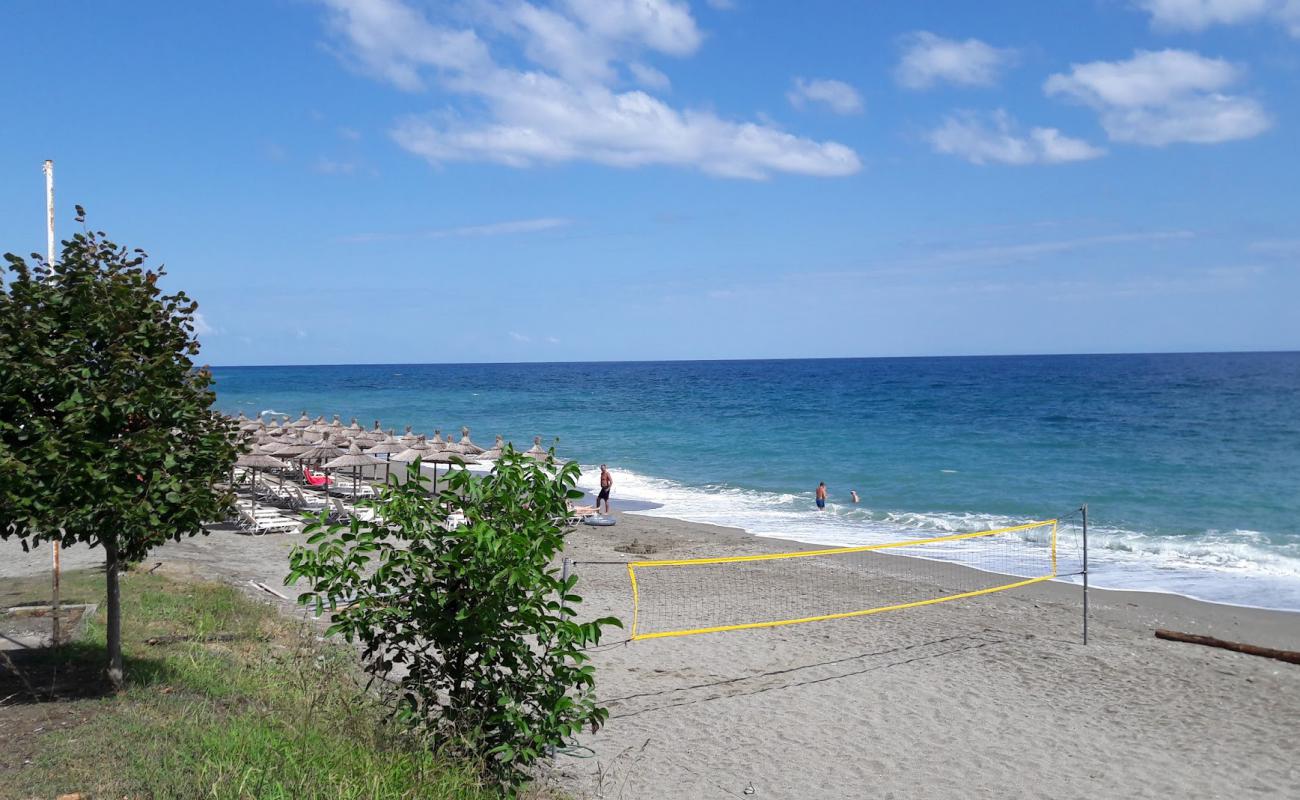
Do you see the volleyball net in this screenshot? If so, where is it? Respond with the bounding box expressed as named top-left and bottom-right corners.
top-left (623, 519), bottom-right (1066, 640)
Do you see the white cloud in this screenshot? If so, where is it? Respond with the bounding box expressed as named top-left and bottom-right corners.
top-left (341, 217), bottom-right (573, 243)
top-left (564, 0), bottom-right (702, 56)
top-left (193, 312), bottom-right (217, 336)
top-left (509, 331), bottom-right (532, 343)
top-left (1249, 238), bottom-right (1300, 256)
top-left (1044, 49), bottom-right (1271, 145)
top-left (318, 0), bottom-right (859, 179)
top-left (629, 61), bottom-right (671, 90)
top-left (1134, 0), bottom-right (1300, 36)
top-left (391, 71), bottom-right (860, 179)
top-left (319, 0), bottom-right (492, 91)
top-left (927, 110), bottom-right (1105, 165)
top-left (313, 157), bottom-right (358, 175)
top-left (894, 31), bottom-right (1017, 90)
top-left (787, 78), bottom-right (864, 115)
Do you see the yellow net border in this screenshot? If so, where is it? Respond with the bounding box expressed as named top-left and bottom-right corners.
top-left (627, 519), bottom-right (1058, 640)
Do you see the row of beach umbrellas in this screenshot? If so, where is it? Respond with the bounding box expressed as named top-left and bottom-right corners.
top-left (229, 411), bottom-right (559, 503)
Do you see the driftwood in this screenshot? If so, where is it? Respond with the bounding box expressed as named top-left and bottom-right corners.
top-left (1155, 629), bottom-right (1300, 665)
top-left (249, 580), bottom-right (289, 600)
top-left (145, 633), bottom-right (238, 646)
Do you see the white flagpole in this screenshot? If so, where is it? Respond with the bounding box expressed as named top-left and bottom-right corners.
top-left (44, 159), bottom-right (62, 646)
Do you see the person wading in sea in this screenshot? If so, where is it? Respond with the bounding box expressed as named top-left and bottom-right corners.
top-left (597, 464), bottom-right (613, 514)
top-left (816, 482), bottom-right (827, 511)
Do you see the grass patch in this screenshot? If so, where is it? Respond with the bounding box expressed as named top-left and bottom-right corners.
top-left (1, 566), bottom-right (105, 609)
top-left (2, 569), bottom-right (503, 799)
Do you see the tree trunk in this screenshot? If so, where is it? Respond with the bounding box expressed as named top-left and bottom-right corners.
top-left (104, 536), bottom-right (124, 690)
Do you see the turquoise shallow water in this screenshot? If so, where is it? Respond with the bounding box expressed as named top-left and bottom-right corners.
top-left (211, 352), bottom-right (1300, 610)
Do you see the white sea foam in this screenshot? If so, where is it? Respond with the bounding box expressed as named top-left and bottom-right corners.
top-left (575, 465), bottom-right (1300, 611)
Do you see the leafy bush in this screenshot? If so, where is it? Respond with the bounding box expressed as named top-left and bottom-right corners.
top-left (287, 449), bottom-right (619, 789)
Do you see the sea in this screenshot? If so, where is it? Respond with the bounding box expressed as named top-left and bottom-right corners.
top-left (211, 352), bottom-right (1300, 612)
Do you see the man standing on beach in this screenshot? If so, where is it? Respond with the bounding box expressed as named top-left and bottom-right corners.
top-left (816, 482), bottom-right (827, 511)
top-left (597, 465), bottom-right (613, 515)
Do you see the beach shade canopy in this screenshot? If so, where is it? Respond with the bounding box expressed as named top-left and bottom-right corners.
top-left (324, 441), bottom-right (382, 470)
top-left (298, 432), bottom-right (346, 494)
top-left (272, 437), bottom-right (315, 458)
top-left (440, 434), bottom-right (465, 455)
top-left (478, 435), bottom-right (505, 460)
top-left (235, 452), bottom-right (290, 514)
top-left (348, 417), bottom-right (364, 435)
top-left (426, 449), bottom-right (479, 467)
top-left (236, 452), bottom-right (289, 470)
top-left (424, 447), bottom-right (479, 486)
top-left (300, 432), bottom-right (346, 464)
top-left (399, 425), bottom-right (417, 445)
top-left (457, 426), bottom-right (486, 455)
top-left (291, 412), bottom-right (313, 429)
top-left (324, 441), bottom-right (384, 499)
top-left (390, 435), bottom-right (432, 463)
top-left (364, 435), bottom-right (405, 455)
top-left (524, 436), bottom-right (549, 459)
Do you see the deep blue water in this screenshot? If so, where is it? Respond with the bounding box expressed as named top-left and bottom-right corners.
top-left (211, 353), bottom-right (1300, 610)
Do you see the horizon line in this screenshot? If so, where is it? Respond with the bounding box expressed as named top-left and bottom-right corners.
top-left (205, 348), bottom-right (1300, 370)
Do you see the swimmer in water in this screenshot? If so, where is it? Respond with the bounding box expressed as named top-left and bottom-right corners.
top-left (816, 482), bottom-right (827, 511)
top-left (850, 490), bottom-right (859, 504)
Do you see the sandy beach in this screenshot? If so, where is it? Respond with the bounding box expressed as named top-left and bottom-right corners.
top-left (4, 513), bottom-right (1297, 799)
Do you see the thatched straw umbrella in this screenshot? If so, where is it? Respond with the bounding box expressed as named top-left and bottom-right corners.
top-left (324, 441), bottom-right (384, 500)
top-left (525, 436), bottom-right (548, 460)
top-left (457, 426), bottom-right (485, 455)
top-left (365, 434), bottom-right (404, 457)
top-left (441, 434), bottom-right (464, 455)
top-left (390, 436), bottom-right (434, 487)
top-left (300, 432), bottom-right (346, 491)
top-left (290, 411), bottom-right (312, 429)
top-left (235, 452), bottom-right (289, 514)
top-left (426, 448), bottom-right (479, 487)
top-left (478, 435), bottom-right (505, 461)
top-left (399, 425), bottom-right (417, 446)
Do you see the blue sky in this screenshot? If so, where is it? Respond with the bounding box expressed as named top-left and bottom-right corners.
top-left (2, 0), bottom-right (1298, 365)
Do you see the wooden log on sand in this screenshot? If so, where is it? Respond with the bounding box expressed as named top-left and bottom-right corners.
top-left (1155, 629), bottom-right (1300, 665)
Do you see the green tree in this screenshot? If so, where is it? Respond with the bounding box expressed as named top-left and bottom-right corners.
top-left (0, 207), bottom-right (236, 689)
top-left (287, 450), bottom-right (620, 790)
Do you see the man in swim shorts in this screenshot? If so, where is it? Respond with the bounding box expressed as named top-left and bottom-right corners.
top-left (850, 490), bottom-right (859, 504)
top-left (816, 482), bottom-right (827, 510)
top-left (597, 464), bottom-right (613, 514)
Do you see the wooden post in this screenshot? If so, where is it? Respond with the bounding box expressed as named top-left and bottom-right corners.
top-left (1081, 503), bottom-right (1088, 646)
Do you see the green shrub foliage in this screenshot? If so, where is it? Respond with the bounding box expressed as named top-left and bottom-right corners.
top-left (0, 207), bottom-right (237, 687)
top-left (287, 449), bottom-right (620, 789)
